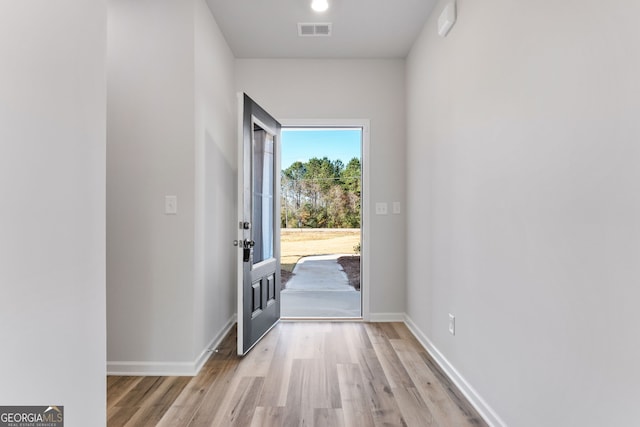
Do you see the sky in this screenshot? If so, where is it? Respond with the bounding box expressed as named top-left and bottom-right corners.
top-left (281, 128), bottom-right (361, 170)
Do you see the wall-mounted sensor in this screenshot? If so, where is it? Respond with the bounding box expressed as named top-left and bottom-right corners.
top-left (438, 1), bottom-right (456, 37)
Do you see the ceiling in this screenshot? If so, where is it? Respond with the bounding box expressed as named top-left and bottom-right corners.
top-left (205, 0), bottom-right (438, 59)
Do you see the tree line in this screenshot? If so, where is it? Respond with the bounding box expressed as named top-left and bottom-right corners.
top-left (281, 156), bottom-right (361, 228)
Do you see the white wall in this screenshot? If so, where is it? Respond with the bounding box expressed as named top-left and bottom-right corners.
top-left (107, 0), bottom-right (236, 373)
top-left (108, 0), bottom-right (196, 367)
top-left (0, 1), bottom-right (107, 425)
top-left (194, 0), bottom-right (237, 360)
top-left (236, 59), bottom-right (407, 318)
top-left (406, 0), bottom-right (640, 425)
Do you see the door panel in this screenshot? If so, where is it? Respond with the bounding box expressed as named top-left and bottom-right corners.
top-left (237, 93), bottom-right (281, 355)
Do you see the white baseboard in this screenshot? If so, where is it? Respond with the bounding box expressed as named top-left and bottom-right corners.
top-left (107, 314), bottom-right (236, 377)
top-left (106, 360), bottom-right (198, 377)
top-left (368, 312), bottom-right (405, 322)
top-left (403, 314), bottom-right (507, 427)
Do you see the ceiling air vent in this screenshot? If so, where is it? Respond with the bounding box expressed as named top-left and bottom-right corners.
top-left (298, 23), bottom-right (332, 37)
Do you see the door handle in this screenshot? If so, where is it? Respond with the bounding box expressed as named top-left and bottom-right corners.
top-left (233, 239), bottom-right (255, 248)
top-left (240, 239), bottom-right (255, 262)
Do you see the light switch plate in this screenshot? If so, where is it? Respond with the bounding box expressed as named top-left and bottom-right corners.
top-left (165, 195), bottom-right (177, 215)
top-left (393, 202), bottom-right (401, 214)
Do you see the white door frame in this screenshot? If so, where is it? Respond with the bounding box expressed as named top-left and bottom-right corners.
top-left (280, 118), bottom-right (370, 321)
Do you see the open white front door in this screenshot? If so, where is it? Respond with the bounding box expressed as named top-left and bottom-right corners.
top-left (236, 93), bottom-right (281, 356)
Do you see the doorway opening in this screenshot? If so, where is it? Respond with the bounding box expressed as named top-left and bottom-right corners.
top-left (279, 126), bottom-right (364, 318)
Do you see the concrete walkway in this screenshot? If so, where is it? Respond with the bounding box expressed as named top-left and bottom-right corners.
top-left (281, 254), bottom-right (361, 318)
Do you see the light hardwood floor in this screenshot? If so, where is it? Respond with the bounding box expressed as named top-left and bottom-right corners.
top-left (108, 322), bottom-right (487, 426)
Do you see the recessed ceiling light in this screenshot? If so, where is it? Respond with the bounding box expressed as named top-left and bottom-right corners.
top-left (311, 0), bottom-right (329, 13)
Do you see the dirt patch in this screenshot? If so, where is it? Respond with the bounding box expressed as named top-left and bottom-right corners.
top-left (337, 256), bottom-right (361, 291)
top-left (281, 269), bottom-right (294, 289)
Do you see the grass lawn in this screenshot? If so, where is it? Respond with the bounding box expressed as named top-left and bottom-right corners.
top-left (280, 229), bottom-right (361, 273)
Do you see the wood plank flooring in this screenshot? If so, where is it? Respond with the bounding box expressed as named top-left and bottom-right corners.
top-left (107, 322), bottom-right (487, 427)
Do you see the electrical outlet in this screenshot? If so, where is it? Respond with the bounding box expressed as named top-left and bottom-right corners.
top-left (449, 313), bottom-right (455, 335)
top-left (375, 202), bottom-right (388, 215)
